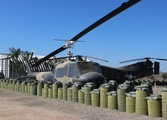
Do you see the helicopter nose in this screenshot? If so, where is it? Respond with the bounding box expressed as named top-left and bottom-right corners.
top-left (79, 72), bottom-right (106, 87)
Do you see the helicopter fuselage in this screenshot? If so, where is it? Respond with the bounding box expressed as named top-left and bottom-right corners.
top-left (54, 60), bottom-right (106, 86)
top-left (100, 60), bottom-right (156, 83)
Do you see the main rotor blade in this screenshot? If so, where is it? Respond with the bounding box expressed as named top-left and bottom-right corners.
top-left (120, 57), bottom-right (151, 63)
top-left (32, 0), bottom-right (141, 67)
top-left (154, 58), bottom-right (167, 61)
top-left (120, 57), bottom-right (167, 63)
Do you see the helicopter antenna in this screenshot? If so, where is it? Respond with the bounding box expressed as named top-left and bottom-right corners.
top-left (52, 39), bottom-right (86, 58)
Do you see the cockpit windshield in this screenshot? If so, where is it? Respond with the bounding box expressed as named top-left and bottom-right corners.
top-left (77, 62), bottom-right (101, 75)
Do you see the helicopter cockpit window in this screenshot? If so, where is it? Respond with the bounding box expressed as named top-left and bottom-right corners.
top-left (91, 63), bottom-right (101, 73)
top-left (56, 68), bottom-right (65, 78)
top-left (69, 64), bottom-right (78, 78)
top-left (77, 62), bottom-right (101, 75)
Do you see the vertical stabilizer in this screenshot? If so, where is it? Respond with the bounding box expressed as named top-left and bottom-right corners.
top-left (154, 61), bottom-right (159, 74)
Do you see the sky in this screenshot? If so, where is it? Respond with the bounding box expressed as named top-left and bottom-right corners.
top-left (0, 0), bottom-right (167, 72)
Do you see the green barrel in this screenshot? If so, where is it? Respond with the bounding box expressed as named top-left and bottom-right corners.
top-left (16, 81), bottom-right (20, 92)
top-left (2, 79), bottom-right (5, 89)
top-left (25, 84), bottom-right (28, 94)
top-left (1, 79), bottom-right (4, 88)
top-left (78, 89), bottom-right (84, 104)
top-left (72, 82), bottom-right (82, 102)
top-left (58, 88), bottom-right (63, 100)
top-left (100, 84), bottom-right (112, 108)
top-left (22, 81), bottom-right (26, 93)
top-left (12, 79), bottom-right (16, 91)
top-left (90, 90), bottom-right (100, 107)
top-left (67, 87), bottom-right (72, 101)
top-left (146, 94), bottom-right (162, 117)
top-left (0, 79), bottom-right (1, 88)
top-left (43, 83), bottom-right (48, 98)
top-left (4, 79), bottom-right (7, 89)
top-left (30, 84), bottom-right (32, 94)
top-left (0, 79), bottom-right (4, 88)
top-left (31, 82), bottom-right (37, 95)
top-left (9, 79), bottom-right (13, 90)
top-left (42, 88), bottom-right (44, 96)
top-left (37, 82), bottom-right (42, 96)
top-left (63, 82), bottom-right (72, 101)
top-left (52, 81), bottom-right (62, 99)
top-left (117, 88), bottom-right (127, 112)
top-left (84, 82), bottom-right (96, 105)
top-left (117, 82), bottom-right (135, 112)
top-left (161, 88), bottom-right (167, 119)
top-left (19, 83), bottom-right (22, 92)
top-left (6, 79), bottom-right (10, 90)
top-left (107, 91), bottom-right (117, 110)
top-left (126, 92), bottom-right (136, 113)
top-left (27, 82), bottom-right (31, 94)
top-left (48, 88), bottom-right (52, 98)
top-left (135, 88), bottom-right (150, 115)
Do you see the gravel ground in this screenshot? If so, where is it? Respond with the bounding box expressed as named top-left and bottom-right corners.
top-left (0, 86), bottom-right (164, 120)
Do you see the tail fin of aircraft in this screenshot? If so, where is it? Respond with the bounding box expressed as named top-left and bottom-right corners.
top-left (154, 61), bottom-right (159, 74)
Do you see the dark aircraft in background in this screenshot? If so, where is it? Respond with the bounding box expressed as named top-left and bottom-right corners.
top-left (100, 57), bottom-right (167, 83)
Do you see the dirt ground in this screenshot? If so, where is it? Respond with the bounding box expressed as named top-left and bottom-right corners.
top-left (0, 86), bottom-right (165, 120)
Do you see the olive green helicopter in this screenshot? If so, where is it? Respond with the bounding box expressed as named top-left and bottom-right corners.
top-left (24, 0), bottom-right (152, 86)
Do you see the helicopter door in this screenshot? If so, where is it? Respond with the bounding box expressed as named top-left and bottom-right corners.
top-left (67, 64), bottom-right (79, 83)
top-left (55, 67), bottom-right (66, 83)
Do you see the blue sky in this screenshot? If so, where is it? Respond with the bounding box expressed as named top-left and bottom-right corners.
top-left (0, 0), bottom-right (167, 72)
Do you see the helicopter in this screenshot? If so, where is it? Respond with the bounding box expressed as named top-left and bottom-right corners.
top-left (24, 54), bottom-right (107, 87)
top-left (28, 0), bottom-right (141, 86)
top-left (100, 57), bottom-right (167, 83)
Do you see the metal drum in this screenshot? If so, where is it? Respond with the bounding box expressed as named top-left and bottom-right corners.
top-left (78, 89), bottom-right (84, 104)
top-left (135, 88), bottom-right (150, 115)
top-left (107, 91), bottom-right (117, 110)
top-left (27, 82), bottom-right (31, 94)
top-left (72, 82), bottom-right (82, 102)
top-left (67, 87), bottom-right (72, 101)
top-left (31, 82), bottom-right (37, 95)
top-left (100, 84), bottom-right (112, 108)
top-left (43, 83), bottom-right (48, 98)
top-left (84, 82), bottom-right (96, 105)
top-left (63, 82), bottom-right (72, 101)
top-left (161, 88), bottom-right (167, 119)
top-left (37, 82), bottom-right (42, 96)
top-left (126, 92), bottom-right (136, 113)
top-left (48, 88), bottom-right (52, 98)
top-left (58, 88), bottom-right (63, 100)
top-left (146, 94), bottom-right (162, 118)
top-left (22, 81), bottom-right (26, 93)
top-left (90, 89), bottom-right (100, 107)
top-left (52, 81), bottom-right (62, 99)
